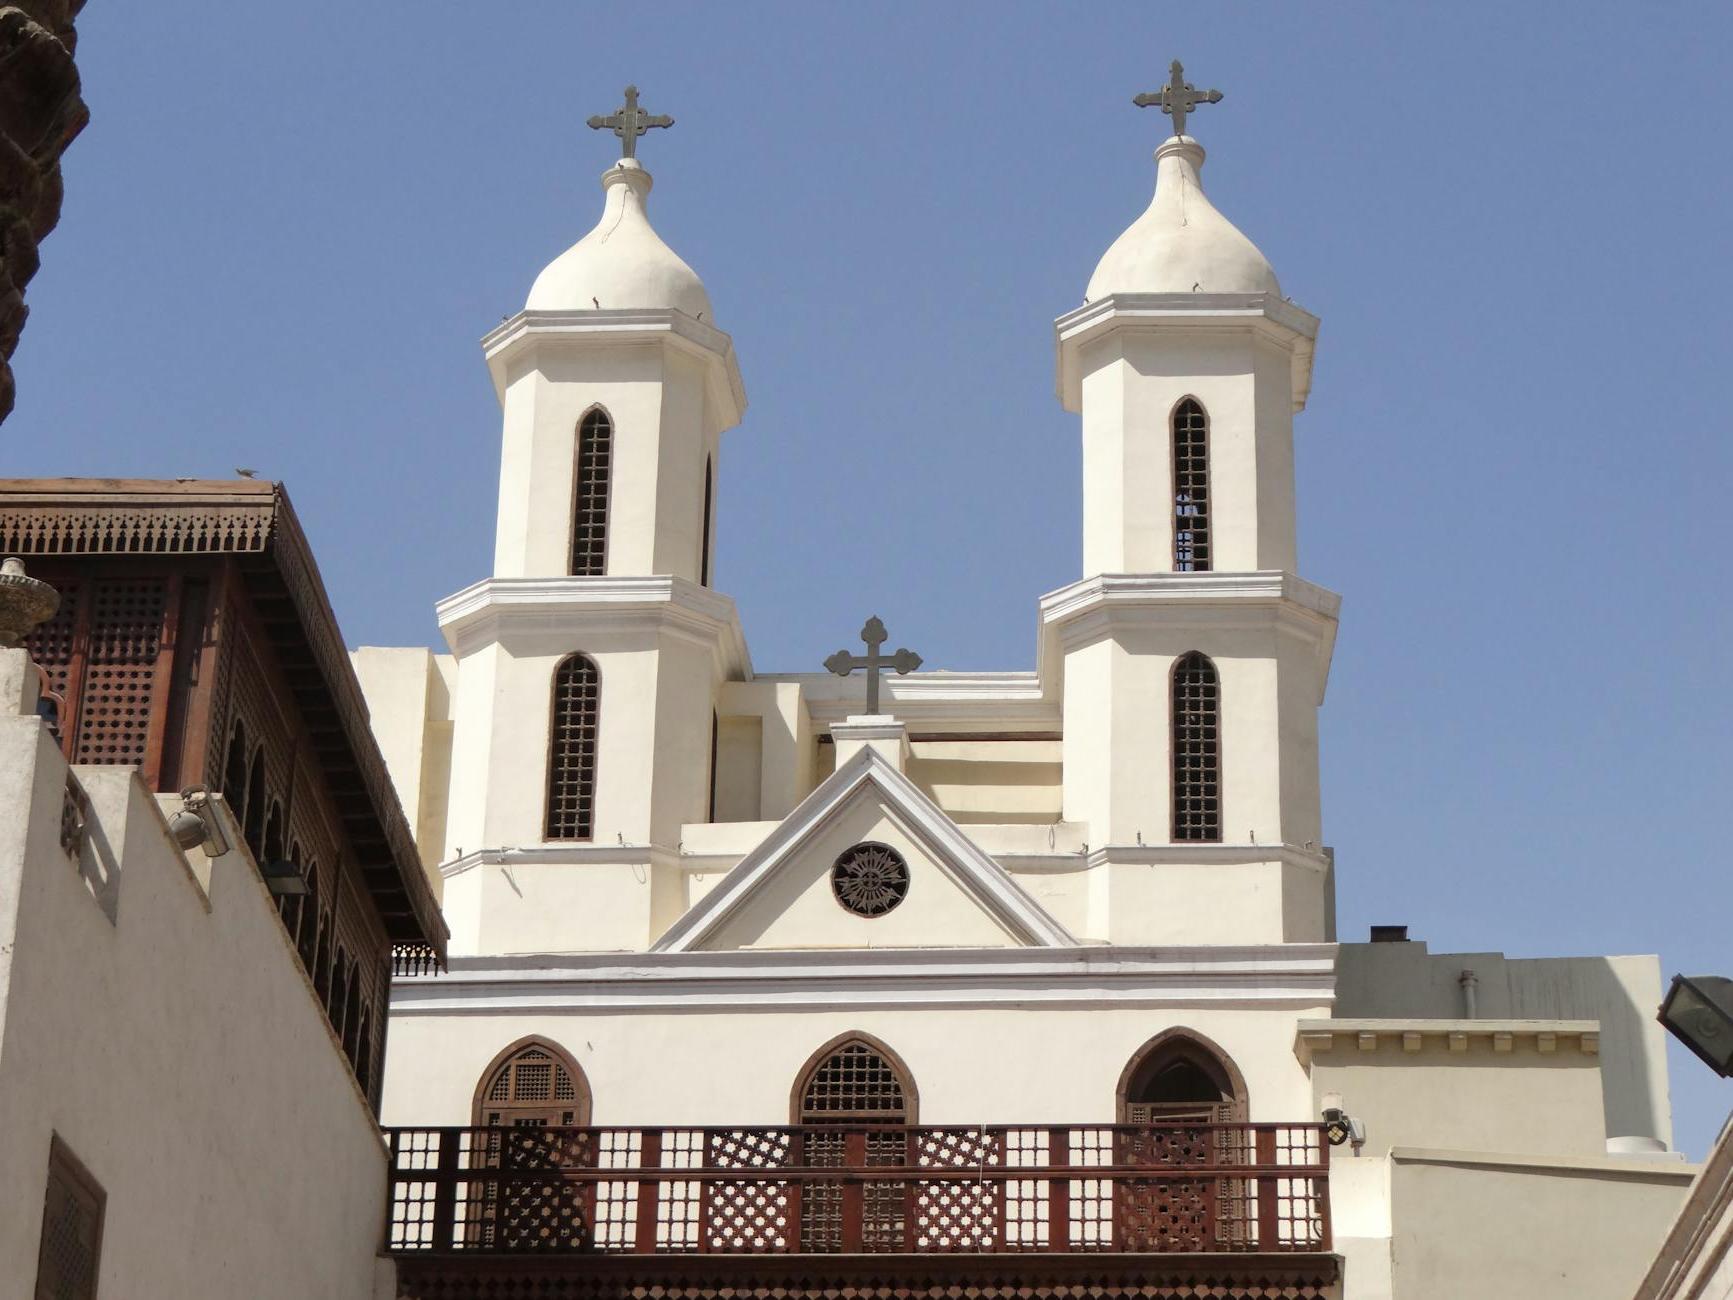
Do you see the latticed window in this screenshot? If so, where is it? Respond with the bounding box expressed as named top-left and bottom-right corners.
top-left (477, 1041), bottom-right (589, 1127)
top-left (1172, 397), bottom-right (1211, 572)
top-left (796, 1038), bottom-right (913, 1252)
top-left (798, 1039), bottom-right (910, 1125)
top-left (34, 1138), bottom-right (104, 1300)
top-left (1171, 651), bottom-right (1221, 841)
top-left (570, 408), bottom-right (613, 576)
top-left (545, 655), bottom-right (600, 840)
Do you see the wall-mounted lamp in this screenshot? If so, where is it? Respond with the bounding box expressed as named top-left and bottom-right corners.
top-left (1322, 1104), bottom-right (1365, 1151)
top-left (167, 785), bottom-right (232, 859)
top-left (1658, 974), bottom-right (1733, 1078)
top-left (261, 860), bottom-right (309, 898)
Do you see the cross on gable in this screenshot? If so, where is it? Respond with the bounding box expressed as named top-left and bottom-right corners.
top-left (823, 616), bottom-right (922, 716)
top-left (587, 84), bottom-right (673, 160)
top-left (1132, 60), bottom-right (1223, 138)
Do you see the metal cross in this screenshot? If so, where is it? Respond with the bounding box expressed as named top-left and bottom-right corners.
top-left (1132, 60), bottom-right (1223, 138)
top-left (587, 84), bottom-right (673, 160)
top-left (824, 616), bottom-right (922, 716)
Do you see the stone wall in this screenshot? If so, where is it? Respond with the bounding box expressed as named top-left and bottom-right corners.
top-left (0, 0), bottom-right (87, 422)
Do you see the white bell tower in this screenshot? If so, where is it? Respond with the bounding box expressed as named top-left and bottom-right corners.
top-left (437, 95), bottom-right (748, 954)
top-left (1042, 78), bottom-right (1340, 946)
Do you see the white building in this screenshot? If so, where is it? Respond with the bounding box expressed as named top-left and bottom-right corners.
top-left (357, 80), bottom-right (1699, 1300)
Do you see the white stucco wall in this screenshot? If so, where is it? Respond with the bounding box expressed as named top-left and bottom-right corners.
top-left (0, 677), bottom-right (389, 1300)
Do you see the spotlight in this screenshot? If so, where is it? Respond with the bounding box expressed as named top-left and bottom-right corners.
top-left (167, 785), bottom-right (232, 859)
top-left (1658, 975), bottom-right (1733, 1078)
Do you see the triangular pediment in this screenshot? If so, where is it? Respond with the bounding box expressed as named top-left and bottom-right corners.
top-left (653, 747), bottom-right (1077, 953)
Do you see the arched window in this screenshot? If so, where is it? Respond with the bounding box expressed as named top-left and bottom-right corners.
top-left (545, 655), bottom-right (600, 840)
top-left (793, 1034), bottom-right (917, 1125)
top-left (570, 408), bottom-right (613, 576)
top-left (1171, 652), bottom-right (1220, 842)
top-left (1172, 397), bottom-right (1211, 572)
top-left (700, 456), bottom-right (714, 587)
top-left (1116, 1029), bottom-right (1248, 1124)
top-left (242, 748), bottom-right (267, 861)
top-left (473, 1038), bottom-right (592, 1127)
top-left (792, 1034), bottom-right (916, 1252)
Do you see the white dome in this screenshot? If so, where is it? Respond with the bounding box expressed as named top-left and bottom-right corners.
top-left (526, 159), bottom-right (713, 319)
top-left (1087, 136), bottom-right (1280, 299)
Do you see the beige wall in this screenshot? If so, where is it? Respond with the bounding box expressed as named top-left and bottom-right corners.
top-left (381, 1003), bottom-right (1325, 1129)
top-left (1385, 1150), bottom-right (1692, 1300)
top-left (1307, 1034), bottom-right (1607, 1159)
top-left (0, 684), bottom-right (388, 1300)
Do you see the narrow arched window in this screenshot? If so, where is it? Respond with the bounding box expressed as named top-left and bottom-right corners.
top-left (1171, 652), bottom-right (1220, 841)
top-left (474, 1038), bottom-right (592, 1127)
top-left (1172, 398), bottom-right (1211, 572)
top-left (545, 655), bottom-right (600, 840)
top-left (242, 748), bottom-right (267, 861)
top-left (700, 456), bottom-right (714, 587)
top-left (570, 408), bottom-right (613, 576)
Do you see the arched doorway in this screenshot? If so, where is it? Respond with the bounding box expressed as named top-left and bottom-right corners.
top-left (1114, 1030), bottom-right (1250, 1251)
top-left (791, 1034), bottom-right (916, 1252)
top-left (1117, 1027), bottom-right (1248, 1124)
top-left (469, 1038), bottom-right (594, 1250)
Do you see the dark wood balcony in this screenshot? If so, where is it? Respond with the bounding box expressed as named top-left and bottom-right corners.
top-left (385, 1122), bottom-right (1333, 1258)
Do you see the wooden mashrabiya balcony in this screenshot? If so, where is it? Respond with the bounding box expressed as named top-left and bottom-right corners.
top-left (385, 1122), bottom-right (1340, 1300)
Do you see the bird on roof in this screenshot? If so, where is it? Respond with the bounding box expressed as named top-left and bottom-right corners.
top-left (235, 468), bottom-right (258, 479)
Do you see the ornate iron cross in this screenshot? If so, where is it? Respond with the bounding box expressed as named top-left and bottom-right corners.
top-left (587, 84), bottom-right (673, 160)
top-left (824, 616), bottom-right (922, 716)
top-left (1133, 60), bottom-right (1222, 137)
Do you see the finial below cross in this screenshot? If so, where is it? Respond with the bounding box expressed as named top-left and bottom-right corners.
top-left (824, 616), bottom-right (922, 716)
top-left (587, 84), bottom-right (673, 160)
top-left (1132, 60), bottom-right (1223, 138)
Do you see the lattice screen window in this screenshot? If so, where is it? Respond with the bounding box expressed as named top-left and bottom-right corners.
top-left (1172, 397), bottom-right (1211, 572)
top-left (478, 1042), bottom-right (588, 1126)
top-left (34, 1138), bottom-right (104, 1300)
top-left (798, 1040), bottom-right (910, 1124)
top-left (570, 408), bottom-right (613, 576)
top-left (1171, 651), bottom-right (1221, 842)
top-left (72, 579), bottom-right (167, 766)
top-left (545, 655), bottom-right (600, 840)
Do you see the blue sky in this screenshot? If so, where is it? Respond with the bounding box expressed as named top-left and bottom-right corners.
top-left (8, 5), bottom-right (1731, 1155)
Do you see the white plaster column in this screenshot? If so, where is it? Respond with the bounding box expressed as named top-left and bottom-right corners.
top-left (831, 716), bottom-right (910, 772)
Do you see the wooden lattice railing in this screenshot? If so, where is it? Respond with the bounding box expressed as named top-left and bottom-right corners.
top-left (384, 1123), bottom-right (1331, 1256)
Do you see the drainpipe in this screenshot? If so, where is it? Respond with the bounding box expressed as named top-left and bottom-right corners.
top-left (1459, 969), bottom-right (1479, 1019)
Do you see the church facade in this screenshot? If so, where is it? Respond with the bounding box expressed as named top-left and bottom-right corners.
top-left (357, 77), bottom-right (1697, 1300)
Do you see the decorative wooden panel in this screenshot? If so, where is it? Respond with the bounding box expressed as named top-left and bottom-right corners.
top-left (34, 1138), bottom-right (105, 1300)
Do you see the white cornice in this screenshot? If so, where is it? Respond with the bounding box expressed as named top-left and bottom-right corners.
top-left (653, 747), bottom-right (1078, 953)
top-left (440, 843), bottom-right (677, 881)
top-left (1038, 572), bottom-right (1341, 703)
top-left (757, 671), bottom-right (1058, 730)
top-left (1086, 843), bottom-right (1333, 873)
top-left (1052, 292), bottom-right (1320, 414)
top-left (391, 942), bottom-right (1340, 1015)
top-left (436, 575), bottom-right (751, 676)
top-left (482, 308), bottom-right (747, 431)
top-left (1294, 1019), bottom-right (1602, 1066)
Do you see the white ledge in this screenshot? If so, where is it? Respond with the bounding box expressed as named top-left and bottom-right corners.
top-left (1295, 1018), bottom-right (1601, 1065)
top-left (436, 575), bottom-right (751, 675)
top-left (1053, 292), bottom-right (1320, 413)
top-left (482, 308), bottom-right (746, 426)
top-left (392, 943), bottom-right (1340, 1015)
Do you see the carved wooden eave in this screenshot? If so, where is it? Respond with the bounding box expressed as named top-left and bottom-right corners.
top-left (394, 1253), bottom-right (1343, 1300)
top-left (0, 477), bottom-right (447, 959)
